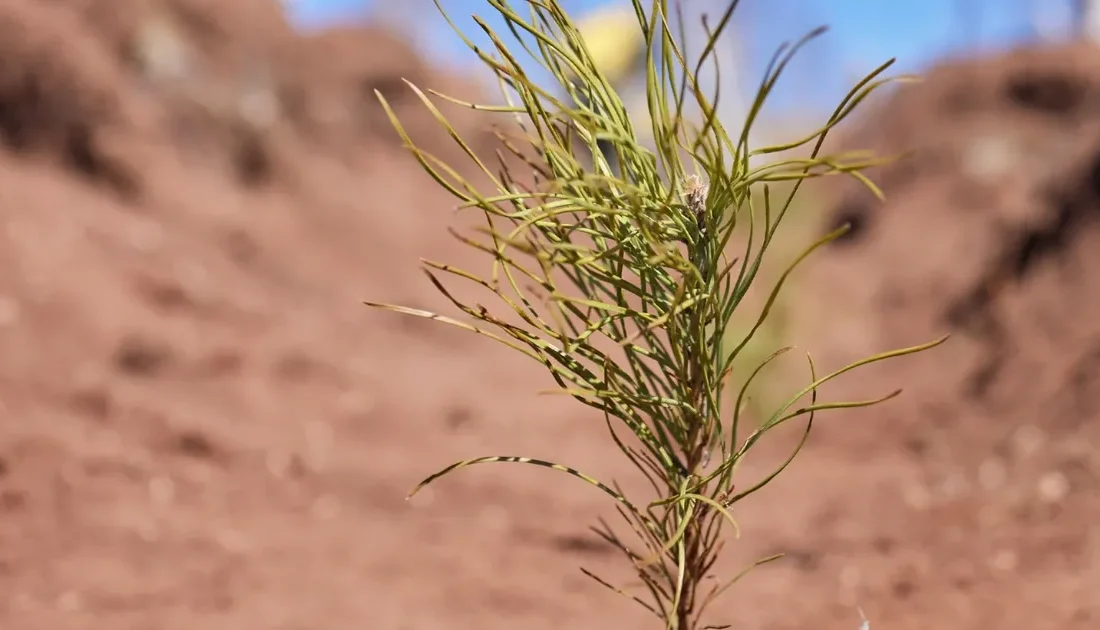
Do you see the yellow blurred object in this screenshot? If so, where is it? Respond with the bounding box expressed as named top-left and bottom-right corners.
top-left (569, 5), bottom-right (646, 85)
top-left (564, 5), bottom-right (653, 166)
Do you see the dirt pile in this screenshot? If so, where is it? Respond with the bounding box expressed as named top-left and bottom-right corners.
top-left (764, 42), bottom-right (1100, 628)
top-left (0, 2), bottom-right (605, 629)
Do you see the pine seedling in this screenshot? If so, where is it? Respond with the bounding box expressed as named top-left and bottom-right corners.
top-left (367, 1), bottom-right (945, 628)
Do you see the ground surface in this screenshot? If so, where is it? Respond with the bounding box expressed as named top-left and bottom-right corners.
top-left (0, 2), bottom-right (1097, 629)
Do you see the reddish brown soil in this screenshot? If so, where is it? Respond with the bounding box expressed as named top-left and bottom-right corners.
top-left (0, 1), bottom-right (1097, 629)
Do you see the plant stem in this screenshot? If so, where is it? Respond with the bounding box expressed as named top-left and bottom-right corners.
top-left (676, 501), bottom-right (703, 629)
top-left (675, 428), bottom-right (711, 629)
top-left (677, 309), bottom-right (711, 630)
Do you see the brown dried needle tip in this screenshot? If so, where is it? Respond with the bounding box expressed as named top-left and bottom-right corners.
top-left (683, 174), bottom-right (709, 230)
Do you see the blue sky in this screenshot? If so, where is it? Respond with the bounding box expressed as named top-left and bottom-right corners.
top-left (284, 0), bottom-right (1076, 114)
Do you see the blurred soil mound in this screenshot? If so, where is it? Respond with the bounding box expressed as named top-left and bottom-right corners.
top-left (0, 2), bottom-right (569, 629)
top-left (813, 41), bottom-right (1100, 419)
top-left (0, 0), bottom-right (492, 193)
top-left (773, 42), bottom-right (1100, 628)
